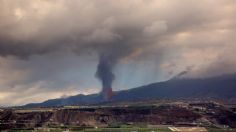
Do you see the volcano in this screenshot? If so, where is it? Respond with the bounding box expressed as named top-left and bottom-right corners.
top-left (24, 74), bottom-right (236, 107)
top-left (101, 87), bottom-right (113, 101)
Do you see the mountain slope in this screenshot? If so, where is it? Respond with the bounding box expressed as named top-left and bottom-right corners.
top-left (24, 74), bottom-right (236, 107)
top-left (113, 74), bottom-right (236, 101)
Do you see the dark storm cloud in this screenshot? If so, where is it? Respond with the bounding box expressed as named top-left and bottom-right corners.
top-left (1, 0), bottom-right (232, 60)
top-left (0, 0), bottom-right (171, 59)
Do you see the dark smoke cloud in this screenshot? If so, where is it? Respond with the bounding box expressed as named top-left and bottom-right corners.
top-left (96, 54), bottom-right (115, 89)
top-left (94, 39), bottom-right (140, 94)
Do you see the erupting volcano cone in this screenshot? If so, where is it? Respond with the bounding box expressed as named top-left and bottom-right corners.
top-left (102, 88), bottom-right (113, 101)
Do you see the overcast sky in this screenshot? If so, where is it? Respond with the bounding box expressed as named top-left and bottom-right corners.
top-left (0, 0), bottom-right (236, 106)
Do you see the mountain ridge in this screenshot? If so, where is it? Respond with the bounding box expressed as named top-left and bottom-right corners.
top-left (24, 74), bottom-right (236, 107)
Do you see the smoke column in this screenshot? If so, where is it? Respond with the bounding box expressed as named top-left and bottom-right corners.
top-left (96, 53), bottom-right (115, 100)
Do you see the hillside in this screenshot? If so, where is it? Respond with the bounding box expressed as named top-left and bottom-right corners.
top-left (24, 74), bottom-right (236, 107)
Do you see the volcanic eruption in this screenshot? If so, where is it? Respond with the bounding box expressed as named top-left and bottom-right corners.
top-left (96, 53), bottom-right (115, 100)
top-left (94, 44), bottom-right (143, 101)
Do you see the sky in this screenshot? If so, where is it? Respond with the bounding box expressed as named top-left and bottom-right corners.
top-left (0, 0), bottom-right (236, 106)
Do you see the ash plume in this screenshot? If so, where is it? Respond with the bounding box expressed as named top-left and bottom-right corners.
top-left (96, 54), bottom-right (115, 90)
top-left (95, 45), bottom-right (131, 100)
top-left (95, 53), bottom-right (115, 100)
top-left (171, 70), bottom-right (188, 80)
